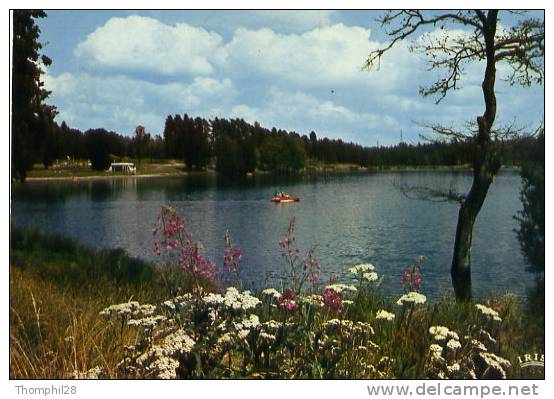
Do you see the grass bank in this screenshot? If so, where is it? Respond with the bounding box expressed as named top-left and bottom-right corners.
top-left (26, 160), bottom-right (197, 180)
top-left (9, 225), bottom-right (212, 378)
top-left (9, 225), bottom-right (543, 379)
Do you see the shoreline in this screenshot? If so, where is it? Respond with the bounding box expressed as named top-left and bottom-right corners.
top-left (23, 164), bottom-right (521, 182)
top-left (25, 171), bottom-right (204, 182)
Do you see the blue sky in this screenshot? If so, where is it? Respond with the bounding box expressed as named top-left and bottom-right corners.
top-left (37, 10), bottom-right (544, 146)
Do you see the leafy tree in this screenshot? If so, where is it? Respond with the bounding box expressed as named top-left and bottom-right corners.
top-left (163, 115), bottom-right (176, 159)
top-left (365, 10), bottom-right (544, 300)
top-left (132, 125), bottom-right (148, 165)
top-left (215, 134), bottom-right (242, 175)
top-left (40, 105), bottom-right (59, 168)
top-left (259, 136), bottom-right (288, 171)
top-left (146, 134), bottom-right (165, 161)
top-left (286, 133), bottom-right (307, 171)
top-left (11, 10), bottom-right (55, 181)
top-left (191, 117), bottom-right (211, 169)
top-left (85, 128), bottom-right (124, 170)
top-left (58, 121), bottom-right (86, 160)
top-left (309, 130), bottom-right (318, 158)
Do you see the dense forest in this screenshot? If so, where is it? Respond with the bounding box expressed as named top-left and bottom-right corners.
top-left (35, 115), bottom-right (542, 176)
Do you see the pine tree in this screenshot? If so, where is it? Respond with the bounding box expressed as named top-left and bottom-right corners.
top-left (12, 10), bottom-right (56, 181)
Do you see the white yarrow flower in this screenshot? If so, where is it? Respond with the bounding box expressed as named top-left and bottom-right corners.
top-left (429, 326), bottom-right (459, 342)
top-left (299, 294), bottom-right (324, 307)
top-left (446, 339), bottom-right (462, 351)
top-left (429, 344), bottom-right (444, 359)
top-left (375, 309), bottom-right (395, 321)
top-left (396, 291), bottom-right (426, 306)
top-left (203, 287), bottom-right (261, 311)
top-left (362, 272), bottom-right (379, 282)
top-left (261, 288), bottom-right (281, 299)
top-left (100, 301), bottom-right (141, 318)
top-left (262, 320), bottom-right (281, 333)
top-left (127, 315), bottom-right (167, 329)
top-left (348, 263), bottom-right (376, 274)
top-left (325, 283), bottom-right (358, 293)
top-left (475, 304), bottom-right (502, 322)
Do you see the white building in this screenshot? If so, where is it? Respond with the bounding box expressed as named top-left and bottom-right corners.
top-left (108, 162), bottom-right (136, 174)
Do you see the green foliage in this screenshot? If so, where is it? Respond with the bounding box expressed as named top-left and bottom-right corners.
top-left (515, 131), bottom-right (544, 273)
top-left (84, 128), bottom-right (125, 170)
top-left (10, 224), bottom-right (155, 287)
top-left (163, 114), bottom-right (211, 169)
top-left (514, 130), bottom-right (544, 333)
top-left (11, 10), bottom-right (56, 181)
top-left (18, 112), bottom-right (542, 179)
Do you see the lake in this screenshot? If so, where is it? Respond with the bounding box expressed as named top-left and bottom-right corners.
top-left (11, 170), bottom-right (533, 300)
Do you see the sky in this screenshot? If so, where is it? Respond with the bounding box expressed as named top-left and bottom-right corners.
top-left (37, 10), bottom-right (545, 146)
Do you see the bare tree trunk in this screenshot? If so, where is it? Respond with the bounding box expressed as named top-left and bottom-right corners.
top-left (451, 159), bottom-right (495, 300)
top-left (451, 10), bottom-right (500, 301)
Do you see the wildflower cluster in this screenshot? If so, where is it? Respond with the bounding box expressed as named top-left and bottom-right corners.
top-left (85, 210), bottom-right (523, 380)
top-left (99, 302), bottom-right (156, 319)
top-left (203, 287), bottom-right (261, 312)
top-left (276, 289), bottom-right (298, 312)
top-left (475, 304), bottom-right (502, 322)
top-left (349, 263), bottom-right (380, 286)
top-left (152, 206), bottom-right (217, 285)
top-left (348, 263), bottom-right (375, 274)
top-left (278, 217), bottom-right (320, 292)
top-left (426, 324), bottom-right (511, 379)
top-left (322, 288), bottom-right (343, 315)
top-left (90, 257), bottom-right (521, 380)
top-left (223, 230), bottom-right (242, 287)
top-left (400, 256), bottom-right (425, 292)
top-left (325, 283), bottom-right (357, 294)
top-left (98, 285), bottom-right (264, 379)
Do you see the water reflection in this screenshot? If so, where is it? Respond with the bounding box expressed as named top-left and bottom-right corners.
top-left (11, 170), bottom-right (529, 300)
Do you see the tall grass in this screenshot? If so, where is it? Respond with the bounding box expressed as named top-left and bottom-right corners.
top-left (9, 224), bottom-right (202, 378)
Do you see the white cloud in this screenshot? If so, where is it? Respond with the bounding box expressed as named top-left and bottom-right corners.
top-left (219, 23), bottom-right (384, 87)
top-left (224, 87), bottom-right (396, 144)
top-left (250, 10), bottom-right (335, 32)
top-left (44, 72), bottom-right (237, 134)
top-left (74, 16), bottom-right (420, 91)
top-left (75, 15), bottom-right (223, 75)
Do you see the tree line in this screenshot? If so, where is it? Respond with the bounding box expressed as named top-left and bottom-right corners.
top-left (30, 114), bottom-right (543, 176)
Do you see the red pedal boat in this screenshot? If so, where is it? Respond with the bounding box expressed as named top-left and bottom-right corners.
top-left (271, 192), bottom-right (300, 203)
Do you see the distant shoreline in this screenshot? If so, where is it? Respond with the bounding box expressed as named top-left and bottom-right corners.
top-left (25, 171), bottom-right (196, 182)
top-left (22, 164), bottom-right (522, 183)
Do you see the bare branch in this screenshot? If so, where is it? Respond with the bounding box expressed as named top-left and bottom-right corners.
top-left (364, 10), bottom-right (483, 74)
top-left (414, 121), bottom-right (472, 143)
top-left (415, 119), bottom-right (528, 145)
top-left (364, 10), bottom-right (544, 102)
top-left (394, 180), bottom-right (466, 204)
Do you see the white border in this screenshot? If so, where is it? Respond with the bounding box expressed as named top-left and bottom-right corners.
top-left (3, 3), bottom-right (550, 398)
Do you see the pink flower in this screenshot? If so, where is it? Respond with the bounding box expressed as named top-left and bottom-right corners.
top-left (152, 206), bottom-right (218, 282)
top-left (323, 288), bottom-right (343, 316)
top-left (400, 258), bottom-right (424, 292)
top-left (277, 289), bottom-right (298, 312)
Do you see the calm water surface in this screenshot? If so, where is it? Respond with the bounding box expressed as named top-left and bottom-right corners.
top-left (11, 171), bottom-right (532, 300)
